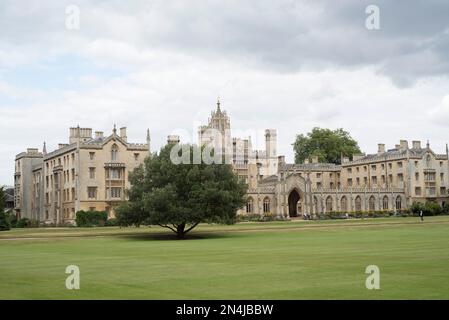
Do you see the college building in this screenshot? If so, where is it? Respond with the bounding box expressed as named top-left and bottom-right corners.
top-left (197, 101), bottom-right (449, 218)
top-left (14, 126), bottom-right (150, 224)
top-left (14, 100), bottom-right (449, 223)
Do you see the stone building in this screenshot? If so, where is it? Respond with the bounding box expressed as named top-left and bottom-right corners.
top-left (14, 126), bottom-right (150, 224)
top-left (198, 102), bottom-right (449, 218)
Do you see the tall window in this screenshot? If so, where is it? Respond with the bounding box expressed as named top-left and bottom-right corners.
top-left (246, 198), bottom-right (254, 213)
top-left (395, 196), bottom-right (402, 210)
top-left (369, 196), bottom-right (376, 211)
top-left (263, 197), bottom-right (270, 213)
top-left (89, 167), bottom-right (96, 179)
top-left (340, 196), bottom-right (347, 212)
top-left (109, 187), bottom-right (122, 198)
top-left (326, 196), bottom-right (333, 212)
top-left (87, 187), bottom-right (97, 199)
top-left (111, 144), bottom-right (118, 161)
top-left (383, 196), bottom-right (389, 210)
top-left (355, 196), bottom-right (362, 211)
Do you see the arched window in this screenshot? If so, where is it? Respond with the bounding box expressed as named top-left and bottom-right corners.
top-left (395, 196), bottom-right (402, 210)
top-left (340, 196), bottom-right (347, 212)
top-left (369, 196), bottom-right (376, 211)
top-left (111, 144), bottom-right (118, 161)
top-left (246, 198), bottom-right (254, 213)
top-left (326, 196), bottom-right (333, 212)
top-left (383, 196), bottom-right (389, 210)
top-left (263, 197), bottom-right (270, 213)
top-left (355, 196), bottom-right (362, 211)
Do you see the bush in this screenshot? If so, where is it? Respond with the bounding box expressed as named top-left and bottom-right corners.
top-left (75, 210), bottom-right (108, 227)
top-left (105, 218), bottom-right (118, 227)
top-left (410, 201), bottom-right (441, 216)
top-left (0, 211), bottom-right (11, 231)
top-left (15, 217), bottom-right (39, 228)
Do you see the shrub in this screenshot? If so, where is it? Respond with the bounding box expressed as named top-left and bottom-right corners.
top-left (75, 210), bottom-right (108, 227)
top-left (410, 201), bottom-right (441, 216)
top-left (14, 218), bottom-right (39, 228)
top-left (0, 211), bottom-right (11, 231)
top-left (105, 218), bottom-right (118, 227)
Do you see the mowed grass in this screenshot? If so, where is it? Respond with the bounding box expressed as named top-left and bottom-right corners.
top-left (1, 216), bottom-right (449, 299)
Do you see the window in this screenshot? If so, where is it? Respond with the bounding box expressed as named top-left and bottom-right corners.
top-left (326, 196), bottom-right (333, 212)
top-left (371, 165), bottom-right (376, 170)
top-left (397, 173), bottom-right (404, 182)
top-left (356, 167), bottom-right (360, 172)
top-left (87, 187), bottom-right (97, 199)
top-left (347, 178), bottom-right (352, 187)
top-left (111, 144), bottom-right (118, 161)
top-left (441, 173), bottom-right (444, 181)
top-left (383, 196), bottom-right (389, 210)
top-left (246, 198), bottom-right (254, 213)
top-left (71, 168), bottom-right (75, 181)
top-left (355, 196), bottom-right (362, 211)
top-left (134, 153), bottom-right (140, 161)
top-left (340, 196), bottom-right (347, 212)
top-left (381, 163), bottom-right (385, 170)
top-left (347, 168), bottom-right (352, 174)
top-left (388, 163), bottom-right (392, 169)
top-left (89, 167), bottom-right (96, 179)
top-left (89, 152), bottom-right (95, 160)
top-left (263, 197), bottom-right (270, 213)
top-left (440, 187), bottom-right (446, 195)
top-left (316, 173), bottom-right (321, 179)
top-left (397, 162), bottom-right (403, 168)
top-left (316, 182), bottom-right (322, 189)
top-left (415, 172), bottom-right (419, 181)
top-left (369, 196), bottom-right (376, 211)
top-left (110, 187), bottom-right (122, 198)
top-left (395, 196), bottom-right (402, 210)
top-left (371, 176), bottom-right (377, 185)
top-left (415, 187), bottom-right (422, 196)
top-left (108, 168), bottom-right (122, 179)
top-left (415, 161), bottom-right (418, 167)
top-left (356, 177), bottom-right (360, 186)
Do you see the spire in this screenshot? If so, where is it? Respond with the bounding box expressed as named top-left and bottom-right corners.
top-left (146, 129), bottom-right (151, 152)
top-left (113, 124), bottom-right (117, 135)
top-left (426, 140), bottom-right (430, 149)
top-left (217, 96), bottom-right (221, 113)
top-left (43, 141), bottom-right (47, 155)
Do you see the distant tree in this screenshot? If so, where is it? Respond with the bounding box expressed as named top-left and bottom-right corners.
top-left (0, 187), bottom-right (11, 231)
top-left (293, 128), bottom-right (362, 164)
top-left (116, 144), bottom-right (248, 239)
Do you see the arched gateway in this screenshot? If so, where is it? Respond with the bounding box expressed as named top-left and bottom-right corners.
top-left (288, 189), bottom-right (301, 217)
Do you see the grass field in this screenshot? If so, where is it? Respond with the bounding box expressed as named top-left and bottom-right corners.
top-left (1, 216), bottom-right (449, 299)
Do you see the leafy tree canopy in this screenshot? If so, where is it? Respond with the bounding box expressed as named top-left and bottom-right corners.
top-left (293, 128), bottom-right (362, 164)
top-left (116, 144), bottom-right (248, 238)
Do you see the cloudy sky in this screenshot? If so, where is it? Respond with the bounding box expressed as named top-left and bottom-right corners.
top-left (2, 0), bottom-right (449, 185)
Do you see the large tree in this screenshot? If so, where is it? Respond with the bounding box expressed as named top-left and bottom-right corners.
top-left (116, 144), bottom-right (248, 239)
top-left (293, 128), bottom-right (362, 164)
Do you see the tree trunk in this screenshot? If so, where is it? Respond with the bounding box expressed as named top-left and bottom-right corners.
top-left (176, 222), bottom-right (186, 239)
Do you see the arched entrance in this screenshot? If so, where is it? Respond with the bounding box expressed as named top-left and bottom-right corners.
top-left (288, 189), bottom-right (301, 217)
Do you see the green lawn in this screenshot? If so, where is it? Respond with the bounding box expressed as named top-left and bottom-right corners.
top-left (1, 216), bottom-right (449, 299)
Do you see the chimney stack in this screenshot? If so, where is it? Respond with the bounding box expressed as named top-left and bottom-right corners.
top-left (412, 140), bottom-right (421, 149)
top-left (399, 140), bottom-right (408, 150)
top-left (120, 127), bottom-right (127, 141)
top-left (167, 135), bottom-right (180, 144)
top-left (377, 143), bottom-right (385, 154)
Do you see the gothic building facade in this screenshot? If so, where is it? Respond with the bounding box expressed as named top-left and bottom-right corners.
top-left (198, 102), bottom-right (449, 218)
top-left (14, 126), bottom-right (150, 224)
